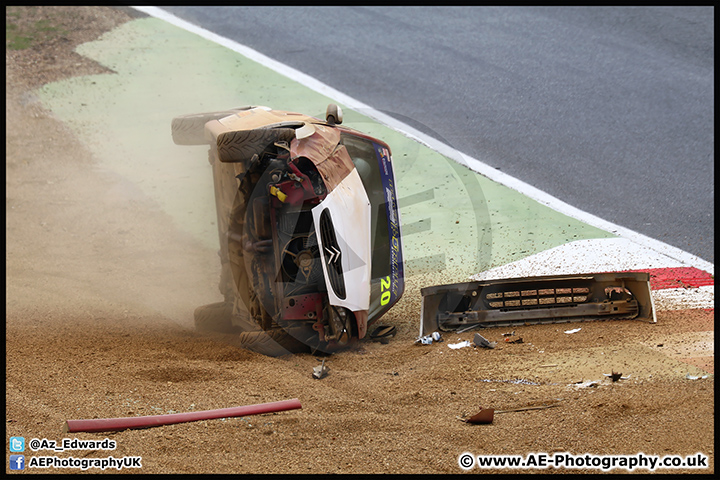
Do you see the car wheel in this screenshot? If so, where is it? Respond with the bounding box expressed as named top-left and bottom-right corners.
top-left (238, 327), bottom-right (311, 356)
top-left (171, 107), bottom-right (256, 145)
top-left (193, 301), bottom-right (236, 334)
top-left (216, 127), bottom-right (296, 163)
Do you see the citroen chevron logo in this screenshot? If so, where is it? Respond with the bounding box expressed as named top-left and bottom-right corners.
top-left (325, 246), bottom-right (341, 264)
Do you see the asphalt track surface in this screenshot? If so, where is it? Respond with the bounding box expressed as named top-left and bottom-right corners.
top-left (161, 6), bottom-right (714, 264)
top-left (40, 14), bottom-right (631, 285)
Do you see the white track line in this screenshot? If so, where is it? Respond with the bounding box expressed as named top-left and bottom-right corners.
top-left (470, 238), bottom-right (714, 310)
top-left (134, 6), bottom-right (714, 277)
top-left (470, 238), bottom-right (699, 280)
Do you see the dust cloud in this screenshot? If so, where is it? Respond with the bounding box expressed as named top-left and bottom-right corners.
top-left (6, 78), bottom-right (222, 331)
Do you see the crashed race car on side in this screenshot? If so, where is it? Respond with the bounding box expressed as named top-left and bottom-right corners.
top-left (172, 105), bottom-right (404, 356)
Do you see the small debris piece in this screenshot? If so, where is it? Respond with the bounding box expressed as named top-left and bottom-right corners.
top-left (603, 372), bottom-right (630, 382)
top-left (312, 359), bottom-right (329, 379)
top-left (685, 374), bottom-right (710, 380)
top-left (416, 335), bottom-right (434, 345)
top-left (505, 337), bottom-right (523, 344)
top-left (459, 407), bottom-right (495, 424)
top-left (495, 404), bottom-right (559, 414)
top-left (414, 331), bottom-right (441, 345)
top-left (457, 324), bottom-right (482, 334)
top-left (572, 380), bottom-right (600, 389)
top-left (448, 340), bottom-right (472, 349)
top-left (478, 378), bottom-right (539, 385)
top-left (473, 333), bottom-right (497, 349)
top-left (502, 330), bottom-right (516, 337)
top-left (564, 328), bottom-right (582, 334)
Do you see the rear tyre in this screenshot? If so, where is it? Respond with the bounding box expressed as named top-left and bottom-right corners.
top-left (194, 301), bottom-right (236, 334)
top-left (238, 327), bottom-right (311, 356)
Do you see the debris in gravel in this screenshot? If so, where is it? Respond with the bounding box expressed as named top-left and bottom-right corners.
top-left (415, 331), bottom-right (442, 345)
top-left (604, 371), bottom-right (626, 382)
top-left (458, 407), bottom-right (495, 424)
top-left (312, 359), bottom-right (329, 379)
top-left (473, 333), bottom-right (497, 349)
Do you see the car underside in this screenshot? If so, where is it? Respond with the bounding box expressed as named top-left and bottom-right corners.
top-left (172, 105), bottom-right (404, 356)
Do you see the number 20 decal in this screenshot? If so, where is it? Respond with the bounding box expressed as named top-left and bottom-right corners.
top-left (380, 275), bottom-right (391, 306)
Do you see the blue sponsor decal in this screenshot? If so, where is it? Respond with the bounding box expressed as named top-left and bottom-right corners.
top-left (373, 142), bottom-right (404, 303)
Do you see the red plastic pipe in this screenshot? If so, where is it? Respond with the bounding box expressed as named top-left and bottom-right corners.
top-left (64, 398), bottom-right (302, 433)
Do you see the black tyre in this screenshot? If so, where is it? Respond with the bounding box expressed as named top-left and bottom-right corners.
top-left (216, 127), bottom-right (297, 163)
top-left (193, 301), bottom-right (236, 334)
top-left (238, 327), bottom-right (311, 356)
top-left (171, 107), bottom-right (256, 145)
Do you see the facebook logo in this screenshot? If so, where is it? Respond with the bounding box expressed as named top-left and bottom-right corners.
top-left (9, 455), bottom-right (25, 471)
top-left (9, 436), bottom-right (25, 452)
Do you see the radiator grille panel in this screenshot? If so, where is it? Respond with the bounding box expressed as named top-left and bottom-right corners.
top-left (319, 209), bottom-right (346, 300)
